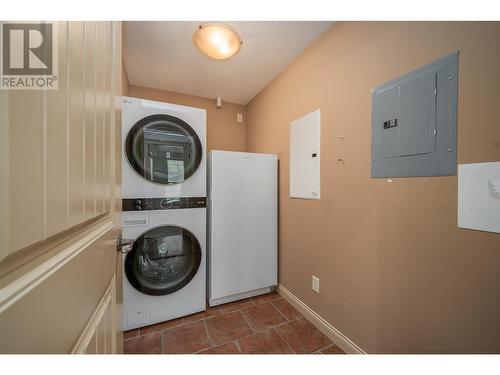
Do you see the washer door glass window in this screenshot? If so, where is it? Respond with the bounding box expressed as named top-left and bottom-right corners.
top-left (126, 114), bottom-right (202, 185)
top-left (125, 226), bottom-right (202, 296)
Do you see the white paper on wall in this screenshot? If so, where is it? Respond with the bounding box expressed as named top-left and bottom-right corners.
top-left (458, 162), bottom-right (500, 233)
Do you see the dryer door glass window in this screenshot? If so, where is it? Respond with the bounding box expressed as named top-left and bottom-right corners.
top-left (126, 114), bottom-right (202, 185)
top-left (125, 226), bottom-right (202, 296)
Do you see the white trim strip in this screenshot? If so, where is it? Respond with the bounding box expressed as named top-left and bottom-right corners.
top-left (276, 284), bottom-right (366, 354)
top-left (42, 89), bottom-right (47, 239)
top-left (210, 286), bottom-right (272, 307)
top-left (0, 220), bottom-right (114, 314)
top-left (71, 283), bottom-right (112, 354)
top-left (65, 21), bottom-right (71, 229)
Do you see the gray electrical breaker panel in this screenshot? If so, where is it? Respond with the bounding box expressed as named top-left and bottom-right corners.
top-left (371, 52), bottom-right (458, 178)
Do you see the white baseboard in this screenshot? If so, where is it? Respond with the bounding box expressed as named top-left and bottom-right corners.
top-left (276, 284), bottom-right (365, 354)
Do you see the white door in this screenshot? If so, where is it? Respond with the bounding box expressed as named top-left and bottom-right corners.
top-left (0, 21), bottom-right (123, 354)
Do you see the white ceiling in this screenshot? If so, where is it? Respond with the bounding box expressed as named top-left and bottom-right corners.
top-left (124, 21), bottom-right (333, 105)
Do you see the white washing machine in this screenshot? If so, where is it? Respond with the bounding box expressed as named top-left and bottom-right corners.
top-left (121, 96), bottom-right (207, 330)
top-left (122, 206), bottom-right (206, 331)
top-left (122, 97), bottom-right (206, 199)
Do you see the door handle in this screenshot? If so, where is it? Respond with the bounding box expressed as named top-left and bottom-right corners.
top-left (116, 234), bottom-right (134, 254)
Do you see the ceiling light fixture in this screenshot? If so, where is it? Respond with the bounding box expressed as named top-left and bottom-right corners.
top-left (193, 23), bottom-right (242, 60)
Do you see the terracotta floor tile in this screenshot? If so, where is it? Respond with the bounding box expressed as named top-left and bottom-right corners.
top-left (272, 298), bottom-right (303, 321)
top-left (250, 292), bottom-right (281, 305)
top-left (241, 302), bottom-right (287, 330)
top-left (181, 306), bottom-right (221, 324)
top-left (276, 318), bottom-right (332, 354)
top-left (139, 317), bottom-right (184, 336)
top-left (162, 321), bottom-right (212, 354)
top-left (321, 344), bottom-right (346, 354)
top-left (124, 332), bottom-right (161, 354)
top-left (197, 342), bottom-right (241, 354)
top-left (123, 328), bottom-right (140, 340)
top-left (218, 298), bottom-right (255, 313)
top-left (205, 311), bottom-right (253, 345)
top-left (238, 328), bottom-right (293, 354)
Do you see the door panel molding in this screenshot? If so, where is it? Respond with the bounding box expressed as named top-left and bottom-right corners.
top-left (2, 21), bottom-right (119, 260)
top-left (0, 213), bottom-right (108, 281)
top-left (0, 220), bottom-right (113, 314)
top-left (72, 276), bottom-right (115, 354)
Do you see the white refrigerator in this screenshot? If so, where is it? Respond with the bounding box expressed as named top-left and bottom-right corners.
top-left (207, 150), bottom-right (278, 306)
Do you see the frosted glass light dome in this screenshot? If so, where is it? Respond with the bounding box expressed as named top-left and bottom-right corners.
top-left (193, 24), bottom-right (242, 60)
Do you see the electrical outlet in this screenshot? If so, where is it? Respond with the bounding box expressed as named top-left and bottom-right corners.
top-left (312, 276), bottom-right (320, 294)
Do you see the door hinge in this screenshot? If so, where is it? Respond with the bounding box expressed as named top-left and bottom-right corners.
top-left (116, 234), bottom-right (134, 254)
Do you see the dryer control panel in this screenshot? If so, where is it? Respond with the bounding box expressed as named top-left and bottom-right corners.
top-left (122, 197), bottom-right (206, 211)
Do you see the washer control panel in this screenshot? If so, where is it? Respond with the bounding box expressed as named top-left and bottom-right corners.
top-left (122, 197), bottom-right (206, 211)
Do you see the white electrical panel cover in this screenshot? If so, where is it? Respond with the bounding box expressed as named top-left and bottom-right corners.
top-left (290, 109), bottom-right (321, 199)
top-left (458, 162), bottom-right (500, 233)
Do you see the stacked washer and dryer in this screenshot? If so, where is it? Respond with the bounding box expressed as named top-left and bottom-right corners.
top-left (121, 97), bottom-right (207, 331)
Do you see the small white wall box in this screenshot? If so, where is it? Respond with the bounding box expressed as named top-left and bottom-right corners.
top-left (290, 109), bottom-right (320, 199)
top-left (458, 162), bottom-right (500, 233)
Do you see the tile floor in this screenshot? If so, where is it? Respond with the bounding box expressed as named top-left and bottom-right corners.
top-left (123, 292), bottom-right (346, 354)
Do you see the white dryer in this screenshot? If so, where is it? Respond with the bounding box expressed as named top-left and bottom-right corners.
top-left (122, 97), bottom-right (206, 199)
top-left (122, 204), bottom-right (206, 330)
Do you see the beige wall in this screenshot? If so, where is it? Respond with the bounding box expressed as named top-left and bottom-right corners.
top-left (246, 22), bottom-right (500, 353)
top-left (128, 85), bottom-right (246, 152)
